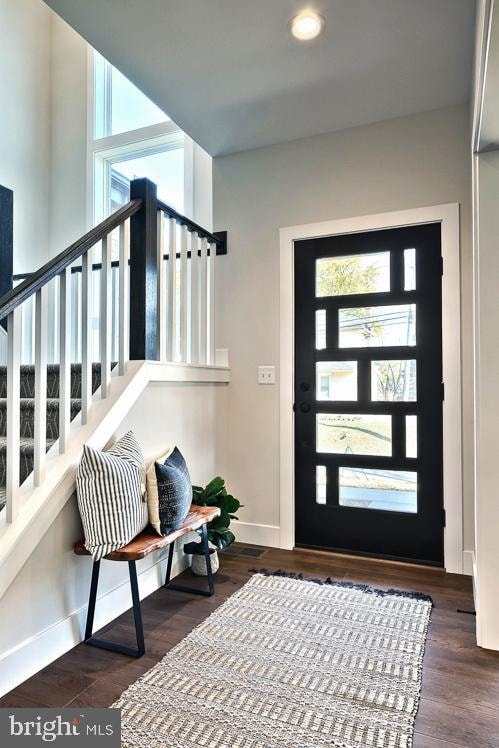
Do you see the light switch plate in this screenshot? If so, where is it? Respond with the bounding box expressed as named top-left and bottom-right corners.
top-left (258, 365), bottom-right (276, 384)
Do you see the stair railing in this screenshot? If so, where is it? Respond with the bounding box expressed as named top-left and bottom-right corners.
top-left (0, 177), bottom-right (226, 523)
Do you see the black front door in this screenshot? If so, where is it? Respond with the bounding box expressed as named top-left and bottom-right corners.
top-left (294, 224), bottom-right (444, 565)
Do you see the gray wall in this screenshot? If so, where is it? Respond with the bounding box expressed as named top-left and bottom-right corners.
top-left (213, 103), bottom-right (473, 552)
top-left (0, 0), bottom-right (52, 274)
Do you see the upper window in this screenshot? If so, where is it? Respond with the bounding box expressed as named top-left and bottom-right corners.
top-left (94, 52), bottom-right (169, 138)
top-left (90, 51), bottom-right (189, 228)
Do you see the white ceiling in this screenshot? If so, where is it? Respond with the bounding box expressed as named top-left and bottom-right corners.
top-left (44, 0), bottom-right (476, 156)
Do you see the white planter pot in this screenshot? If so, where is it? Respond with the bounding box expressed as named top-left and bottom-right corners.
top-left (191, 549), bottom-right (219, 576)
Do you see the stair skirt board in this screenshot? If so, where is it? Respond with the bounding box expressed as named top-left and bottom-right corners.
top-left (0, 364), bottom-right (107, 513)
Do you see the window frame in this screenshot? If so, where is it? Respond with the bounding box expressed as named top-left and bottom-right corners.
top-left (87, 48), bottom-right (193, 226)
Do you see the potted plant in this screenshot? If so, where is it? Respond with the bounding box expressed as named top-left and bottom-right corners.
top-left (184, 477), bottom-right (242, 575)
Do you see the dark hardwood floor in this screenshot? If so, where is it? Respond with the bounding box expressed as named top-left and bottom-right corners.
top-left (2, 546), bottom-right (498, 747)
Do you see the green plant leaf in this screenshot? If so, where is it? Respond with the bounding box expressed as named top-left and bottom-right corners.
top-left (183, 541), bottom-right (204, 555)
top-left (219, 494), bottom-right (240, 513)
top-left (215, 530), bottom-right (236, 550)
top-left (228, 514), bottom-right (239, 521)
top-left (204, 476), bottom-right (225, 498)
top-left (210, 511), bottom-right (230, 530)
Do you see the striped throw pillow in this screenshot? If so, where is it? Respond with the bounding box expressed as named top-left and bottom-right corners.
top-left (76, 431), bottom-right (148, 560)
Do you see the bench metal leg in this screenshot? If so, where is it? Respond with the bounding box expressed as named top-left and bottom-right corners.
top-left (164, 523), bottom-right (215, 597)
top-left (84, 559), bottom-right (145, 658)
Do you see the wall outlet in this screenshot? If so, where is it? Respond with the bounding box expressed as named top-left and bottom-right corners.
top-left (258, 365), bottom-right (276, 384)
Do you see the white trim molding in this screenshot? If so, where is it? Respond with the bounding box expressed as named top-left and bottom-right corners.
top-left (233, 521), bottom-right (281, 548)
top-left (279, 204), bottom-right (463, 574)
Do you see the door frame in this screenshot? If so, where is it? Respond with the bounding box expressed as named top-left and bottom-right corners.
top-left (279, 203), bottom-right (463, 573)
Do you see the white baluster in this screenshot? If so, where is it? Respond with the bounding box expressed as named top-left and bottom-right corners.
top-left (190, 231), bottom-right (200, 365)
top-left (100, 234), bottom-right (112, 398)
top-left (167, 218), bottom-right (177, 362)
top-left (199, 237), bottom-right (208, 365)
top-left (156, 213), bottom-right (167, 362)
top-left (81, 248), bottom-right (93, 424)
top-left (71, 270), bottom-right (81, 363)
top-left (54, 275), bottom-right (61, 365)
top-left (180, 224), bottom-right (189, 363)
top-left (111, 260), bottom-right (118, 365)
top-left (6, 307), bottom-right (21, 522)
top-left (34, 286), bottom-right (48, 486)
top-left (59, 267), bottom-right (71, 453)
top-left (208, 242), bottom-right (216, 365)
top-left (118, 220), bottom-right (129, 375)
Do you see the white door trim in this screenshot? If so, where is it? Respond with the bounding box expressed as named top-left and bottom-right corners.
top-left (279, 203), bottom-right (463, 573)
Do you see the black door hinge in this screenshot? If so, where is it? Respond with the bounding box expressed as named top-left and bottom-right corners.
top-left (292, 403), bottom-right (296, 412)
top-left (440, 256), bottom-right (444, 276)
top-left (441, 382), bottom-right (445, 401)
top-left (442, 508), bottom-right (446, 528)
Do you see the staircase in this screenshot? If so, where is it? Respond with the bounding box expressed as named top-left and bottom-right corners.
top-left (0, 364), bottom-right (102, 511)
top-left (0, 177), bottom-right (225, 528)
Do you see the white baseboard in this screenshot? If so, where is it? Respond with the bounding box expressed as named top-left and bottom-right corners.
top-left (0, 549), bottom-right (190, 698)
top-left (462, 549), bottom-right (474, 576)
top-left (234, 521), bottom-right (280, 548)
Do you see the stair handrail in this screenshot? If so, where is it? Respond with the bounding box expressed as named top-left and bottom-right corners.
top-left (156, 199), bottom-right (226, 256)
top-left (1, 176), bottom-right (227, 524)
top-left (0, 199), bottom-right (142, 321)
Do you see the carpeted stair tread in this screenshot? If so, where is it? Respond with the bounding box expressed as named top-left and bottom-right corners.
top-left (0, 363), bottom-right (102, 399)
top-left (0, 398), bottom-right (82, 439)
top-left (0, 436), bottom-right (57, 488)
top-left (0, 363), bottom-right (115, 513)
top-left (0, 436), bottom-right (57, 452)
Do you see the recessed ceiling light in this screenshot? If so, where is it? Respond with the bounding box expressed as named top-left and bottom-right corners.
top-left (290, 11), bottom-right (325, 41)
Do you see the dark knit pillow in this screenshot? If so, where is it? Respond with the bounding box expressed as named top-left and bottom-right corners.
top-left (146, 447), bottom-right (192, 535)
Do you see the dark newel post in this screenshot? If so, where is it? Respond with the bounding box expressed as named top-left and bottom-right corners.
top-left (0, 185), bottom-right (13, 331)
top-left (0, 185), bottom-right (13, 300)
top-left (129, 178), bottom-right (158, 360)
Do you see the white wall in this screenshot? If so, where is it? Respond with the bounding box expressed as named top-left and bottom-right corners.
top-left (213, 104), bottom-right (473, 556)
top-left (49, 13), bottom-right (88, 253)
top-left (0, 379), bottom-right (228, 696)
top-left (0, 0), bottom-right (213, 275)
top-left (473, 150), bottom-right (499, 650)
top-left (0, 0), bottom-right (52, 275)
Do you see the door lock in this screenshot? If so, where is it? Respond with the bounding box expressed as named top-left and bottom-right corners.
top-left (299, 402), bottom-right (311, 413)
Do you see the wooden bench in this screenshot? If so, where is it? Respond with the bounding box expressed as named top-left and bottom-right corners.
top-left (74, 505), bottom-right (220, 658)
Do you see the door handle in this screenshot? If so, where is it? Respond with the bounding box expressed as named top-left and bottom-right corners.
top-left (299, 402), bottom-right (311, 413)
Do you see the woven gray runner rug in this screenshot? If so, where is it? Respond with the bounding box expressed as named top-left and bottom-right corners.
top-left (113, 571), bottom-right (432, 748)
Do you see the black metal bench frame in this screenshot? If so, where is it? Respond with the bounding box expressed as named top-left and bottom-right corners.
top-left (83, 523), bottom-right (215, 658)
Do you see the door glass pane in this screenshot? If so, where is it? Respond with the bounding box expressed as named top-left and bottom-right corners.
top-left (316, 252), bottom-right (390, 297)
top-left (339, 304), bottom-right (416, 348)
top-left (404, 248), bottom-right (416, 291)
top-left (371, 360), bottom-right (416, 401)
top-left (316, 309), bottom-right (326, 350)
top-left (406, 416), bottom-right (417, 458)
top-left (339, 467), bottom-right (417, 513)
top-left (316, 466), bottom-right (327, 504)
top-left (317, 361), bottom-right (357, 401)
top-left (317, 414), bottom-right (392, 455)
